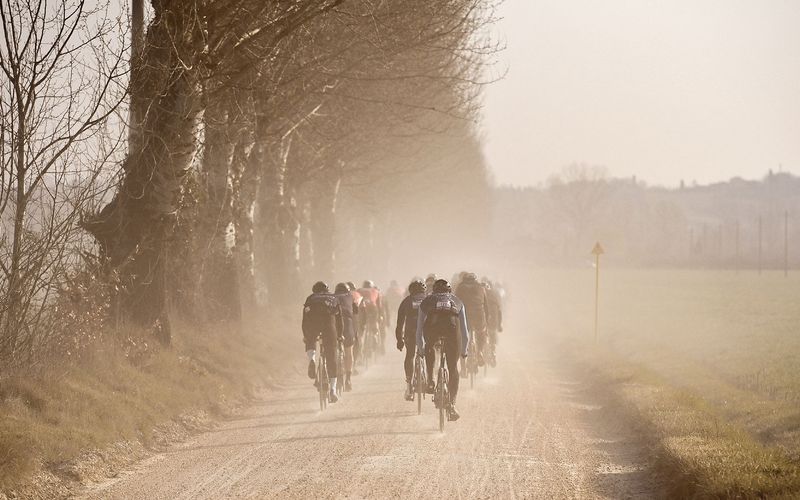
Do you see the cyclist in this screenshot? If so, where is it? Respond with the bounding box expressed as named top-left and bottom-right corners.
top-left (424, 274), bottom-right (438, 296)
top-left (359, 280), bottom-right (386, 355)
top-left (455, 272), bottom-right (489, 368)
top-left (416, 278), bottom-right (469, 421)
top-left (302, 281), bottom-right (344, 403)
top-left (335, 283), bottom-right (358, 391)
top-left (395, 279), bottom-right (426, 401)
top-left (347, 282), bottom-right (363, 371)
top-left (482, 278), bottom-right (504, 367)
top-left (384, 280), bottom-right (405, 326)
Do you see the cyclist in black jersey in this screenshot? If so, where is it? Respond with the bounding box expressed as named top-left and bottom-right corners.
top-left (395, 279), bottom-right (426, 401)
top-left (416, 279), bottom-right (469, 421)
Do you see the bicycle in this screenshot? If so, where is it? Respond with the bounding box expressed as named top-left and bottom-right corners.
top-left (361, 327), bottom-right (379, 369)
top-left (411, 352), bottom-right (427, 415)
top-left (432, 337), bottom-right (450, 433)
top-left (315, 336), bottom-right (330, 411)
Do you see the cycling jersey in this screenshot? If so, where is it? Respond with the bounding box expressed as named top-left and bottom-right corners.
top-left (416, 292), bottom-right (469, 355)
top-left (455, 278), bottom-right (489, 332)
top-left (336, 292), bottom-right (357, 347)
top-left (395, 292), bottom-right (426, 342)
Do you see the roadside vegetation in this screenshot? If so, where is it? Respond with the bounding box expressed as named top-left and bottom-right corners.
top-left (530, 269), bottom-right (800, 497)
top-left (0, 315), bottom-right (288, 492)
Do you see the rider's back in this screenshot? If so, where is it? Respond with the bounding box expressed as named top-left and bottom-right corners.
top-left (420, 292), bottom-right (462, 335)
top-left (455, 280), bottom-right (487, 330)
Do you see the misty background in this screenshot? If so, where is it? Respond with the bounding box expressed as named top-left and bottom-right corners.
top-left (482, 0), bottom-right (800, 187)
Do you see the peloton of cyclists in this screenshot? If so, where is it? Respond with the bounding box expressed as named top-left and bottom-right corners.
top-left (301, 273), bottom-right (504, 421)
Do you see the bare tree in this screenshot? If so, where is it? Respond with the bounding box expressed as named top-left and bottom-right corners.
top-left (546, 164), bottom-right (612, 256)
top-left (0, 0), bottom-right (126, 363)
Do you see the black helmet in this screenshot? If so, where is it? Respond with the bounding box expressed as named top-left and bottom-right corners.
top-left (408, 279), bottom-right (426, 295)
top-left (312, 281), bottom-right (329, 294)
top-left (433, 279), bottom-right (451, 293)
top-left (346, 282), bottom-right (356, 291)
top-left (335, 282), bottom-right (349, 294)
top-left (362, 280), bottom-right (374, 289)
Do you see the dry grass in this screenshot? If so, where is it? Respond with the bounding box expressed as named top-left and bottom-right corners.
top-left (0, 314), bottom-right (290, 491)
top-left (563, 341), bottom-right (800, 498)
top-left (527, 268), bottom-right (800, 497)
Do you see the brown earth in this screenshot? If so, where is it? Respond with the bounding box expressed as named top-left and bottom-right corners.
top-left (75, 323), bottom-right (664, 500)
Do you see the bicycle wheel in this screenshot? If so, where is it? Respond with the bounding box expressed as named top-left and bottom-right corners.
top-left (438, 363), bottom-right (447, 433)
top-left (415, 357), bottom-right (425, 415)
top-left (318, 349), bottom-right (328, 411)
top-left (337, 343), bottom-right (344, 397)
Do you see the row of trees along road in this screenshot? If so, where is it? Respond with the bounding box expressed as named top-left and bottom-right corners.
top-left (0, 0), bottom-right (499, 365)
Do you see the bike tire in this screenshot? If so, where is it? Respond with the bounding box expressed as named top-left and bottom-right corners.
top-left (438, 365), bottom-right (446, 433)
top-left (337, 347), bottom-right (344, 397)
top-left (415, 359), bottom-right (424, 415)
top-left (319, 353), bottom-right (328, 411)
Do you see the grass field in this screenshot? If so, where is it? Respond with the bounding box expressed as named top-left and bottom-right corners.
top-left (522, 268), bottom-right (800, 496)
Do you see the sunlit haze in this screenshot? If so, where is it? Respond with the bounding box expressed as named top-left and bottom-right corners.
top-left (483, 0), bottom-right (800, 187)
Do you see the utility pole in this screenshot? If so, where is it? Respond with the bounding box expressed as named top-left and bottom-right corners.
top-left (591, 242), bottom-right (604, 345)
top-left (758, 215), bottom-right (763, 275)
top-left (735, 220), bottom-right (740, 273)
top-left (785, 210), bottom-right (789, 277)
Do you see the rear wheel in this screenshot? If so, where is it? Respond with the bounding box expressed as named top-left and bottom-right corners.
top-left (318, 352), bottom-right (328, 411)
top-left (415, 358), bottom-right (425, 415)
top-left (438, 363), bottom-right (447, 433)
top-left (336, 344), bottom-right (344, 397)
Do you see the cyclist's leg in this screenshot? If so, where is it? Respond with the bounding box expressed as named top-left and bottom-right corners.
top-left (343, 335), bottom-right (354, 389)
top-left (322, 326), bottom-right (338, 392)
top-left (404, 334), bottom-right (416, 383)
top-left (488, 326), bottom-right (497, 364)
top-left (444, 330), bottom-right (460, 403)
top-left (423, 330), bottom-right (436, 388)
top-left (476, 326), bottom-right (488, 364)
top-left (305, 328), bottom-right (321, 379)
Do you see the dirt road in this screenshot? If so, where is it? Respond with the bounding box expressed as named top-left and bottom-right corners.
top-left (81, 331), bottom-right (659, 499)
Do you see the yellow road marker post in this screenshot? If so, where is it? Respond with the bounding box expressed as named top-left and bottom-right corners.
top-left (591, 242), bottom-right (604, 345)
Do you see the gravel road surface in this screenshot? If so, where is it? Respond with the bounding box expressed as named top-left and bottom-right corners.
top-left (81, 328), bottom-right (658, 499)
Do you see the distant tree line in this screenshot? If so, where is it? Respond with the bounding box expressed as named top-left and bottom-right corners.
top-left (493, 165), bottom-right (800, 269)
top-left (0, 0), bottom-right (499, 367)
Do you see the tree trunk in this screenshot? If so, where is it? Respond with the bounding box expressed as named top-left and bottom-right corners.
top-left (195, 96), bottom-right (239, 321)
top-left (310, 167), bottom-right (342, 283)
top-left (230, 125), bottom-right (260, 319)
top-left (83, 2), bottom-right (204, 332)
top-left (255, 137), bottom-right (291, 306)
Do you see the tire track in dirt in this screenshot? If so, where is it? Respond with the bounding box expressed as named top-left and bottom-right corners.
top-left (79, 328), bottom-right (660, 499)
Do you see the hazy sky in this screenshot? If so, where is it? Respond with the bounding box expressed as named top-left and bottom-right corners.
top-left (481, 0), bottom-right (800, 187)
